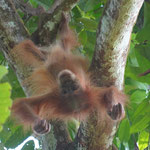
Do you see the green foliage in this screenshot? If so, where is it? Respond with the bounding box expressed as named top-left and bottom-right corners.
top-left (136, 2), bottom-right (150, 43)
top-left (0, 119), bottom-right (30, 148)
top-left (29, 0), bottom-right (54, 10)
top-left (0, 54), bottom-right (28, 149)
top-left (77, 18), bottom-right (98, 31)
top-left (21, 140), bottom-right (35, 150)
top-left (25, 16), bottom-right (39, 34)
top-left (130, 89), bottom-right (147, 103)
top-left (2, 67), bottom-right (25, 98)
top-left (70, 0), bottom-right (105, 59)
top-left (0, 66), bottom-right (12, 132)
top-left (67, 119), bottom-right (80, 140)
top-left (0, 66), bottom-right (8, 80)
top-left (138, 131), bottom-right (149, 150)
top-left (78, 30), bottom-right (87, 45)
top-left (118, 119), bottom-right (130, 142)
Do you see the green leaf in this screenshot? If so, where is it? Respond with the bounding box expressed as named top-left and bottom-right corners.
top-left (143, 1), bottom-right (150, 27)
top-left (0, 83), bottom-right (12, 131)
top-left (22, 140), bottom-right (34, 150)
top-left (135, 44), bottom-right (150, 62)
top-left (4, 127), bottom-right (31, 148)
top-left (0, 118), bottom-right (31, 149)
top-left (84, 31), bottom-right (96, 59)
top-left (126, 65), bottom-right (150, 83)
top-left (125, 78), bottom-right (149, 93)
top-left (130, 114), bottom-right (150, 133)
top-left (29, 0), bottom-right (53, 10)
top-left (72, 6), bottom-right (82, 18)
top-left (138, 131), bottom-right (149, 150)
top-left (136, 2), bottom-right (150, 43)
top-left (125, 44), bottom-right (150, 84)
top-left (130, 90), bottom-right (147, 103)
top-left (135, 45), bottom-right (150, 70)
top-left (79, 30), bottom-right (87, 45)
top-left (0, 66), bottom-right (8, 80)
top-left (118, 119), bottom-right (130, 142)
top-left (67, 119), bottom-right (79, 140)
top-left (132, 99), bottom-right (150, 119)
top-left (77, 18), bottom-right (98, 31)
top-left (84, 0), bottom-right (101, 12)
top-left (2, 67), bottom-right (25, 99)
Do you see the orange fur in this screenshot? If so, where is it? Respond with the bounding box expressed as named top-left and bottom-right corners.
top-left (11, 18), bottom-right (126, 134)
top-left (11, 40), bottom-right (46, 68)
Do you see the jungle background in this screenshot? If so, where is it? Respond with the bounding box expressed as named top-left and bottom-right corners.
top-left (0, 0), bottom-right (150, 150)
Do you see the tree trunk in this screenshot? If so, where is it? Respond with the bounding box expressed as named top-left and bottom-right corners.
top-left (74, 1), bottom-right (144, 150)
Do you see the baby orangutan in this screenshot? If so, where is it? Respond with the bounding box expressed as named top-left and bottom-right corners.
top-left (11, 15), bottom-right (126, 135)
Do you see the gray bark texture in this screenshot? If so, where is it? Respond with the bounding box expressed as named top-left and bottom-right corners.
top-left (0, 0), bottom-right (144, 149)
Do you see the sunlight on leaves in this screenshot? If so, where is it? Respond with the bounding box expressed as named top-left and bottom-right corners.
top-left (0, 66), bottom-right (12, 131)
top-left (138, 131), bottom-right (149, 150)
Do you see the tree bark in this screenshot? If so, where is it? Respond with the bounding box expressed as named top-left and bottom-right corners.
top-left (31, 0), bottom-right (79, 45)
top-left (0, 0), bottom-right (77, 150)
top-left (0, 0), bottom-right (144, 150)
top-left (0, 0), bottom-right (29, 93)
top-left (73, 0), bottom-right (144, 150)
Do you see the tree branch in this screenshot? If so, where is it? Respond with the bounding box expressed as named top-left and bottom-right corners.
top-left (0, 0), bottom-right (78, 150)
top-left (0, 0), bottom-right (29, 93)
top-left (0, 0), bottom-right (29, 46)
top-left (139, 69), bottom-right (150, 76)
top-left (91, 0), bottom-right (144, 89)
top-left (13, 0), bottom-right (45, 16)
top-left (71, 0), bottom-right (144, 150)
top-left (31, 0), bottom-right (79, 45)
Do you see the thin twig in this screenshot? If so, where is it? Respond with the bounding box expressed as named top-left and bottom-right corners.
top-left (139, 69), bottom-right (150, 76)
top-left (13, 0), bottom-right (45, 16)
